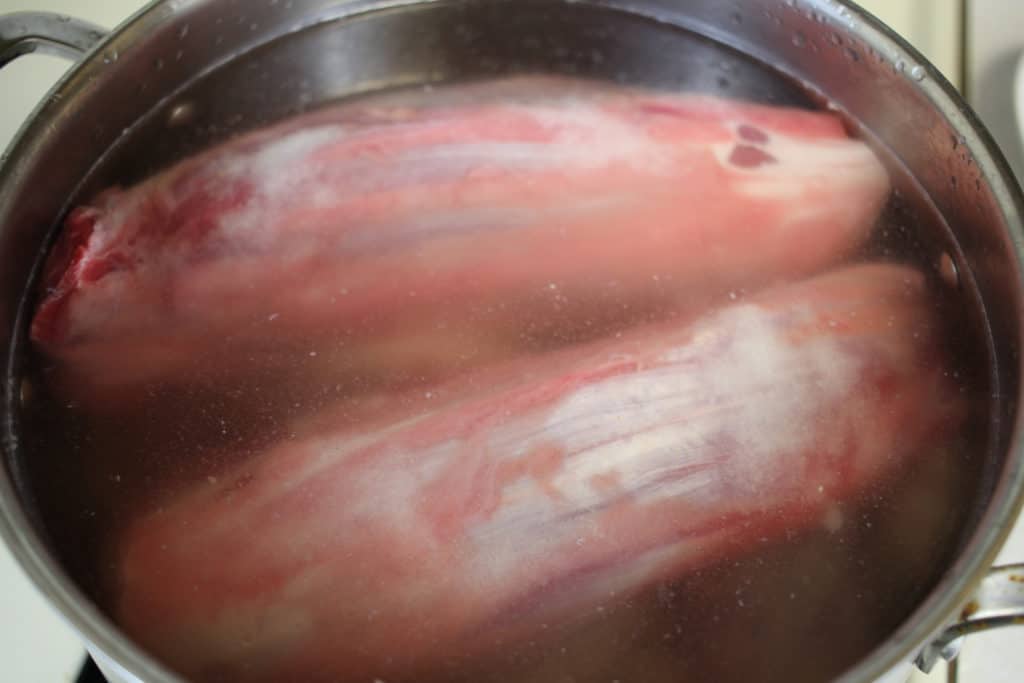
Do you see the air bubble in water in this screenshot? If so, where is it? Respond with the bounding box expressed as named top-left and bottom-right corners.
top-left (939, 253), bottom-right (960, 288)
top-left (167, 102), bottom-right (197, 128)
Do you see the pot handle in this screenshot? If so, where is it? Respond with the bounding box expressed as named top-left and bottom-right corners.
top-left (0, 12), bottom-right (107, 69)
top-left (915, 563), bottom-right (1024, 673)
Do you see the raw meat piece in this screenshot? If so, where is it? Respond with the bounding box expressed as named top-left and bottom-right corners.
top-left (31, 78), bottom-right (889, 406)
top-left (115, 263), bottom-right (961, 683)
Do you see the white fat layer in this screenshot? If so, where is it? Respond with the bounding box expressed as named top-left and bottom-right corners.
top-left (189, 291), bottom-right (876, 556)
top-left (210, 105), bottom-right (673, 242)
top-left (466, 303), bottom-right (860, 544)
top-left (256, 303), bottom-right (862, 545)
top-left (336, 195), bottom-right (631, 252)
top-left (87, 126), bottom-right (346, 256)
top-left (225, 126), bottom-right (346, 179)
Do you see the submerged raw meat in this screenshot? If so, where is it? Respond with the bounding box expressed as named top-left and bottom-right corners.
top-left (116, 264), bottom-right (961, 683)
top-left (31, 78), bottom-right (889, 405)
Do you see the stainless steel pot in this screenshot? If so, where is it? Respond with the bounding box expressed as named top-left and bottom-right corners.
top-left (2, 1), bottom-right (1024, 681)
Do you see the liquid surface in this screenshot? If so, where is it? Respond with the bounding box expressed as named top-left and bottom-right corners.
top-left (18, 69), bottom-right (991, 683)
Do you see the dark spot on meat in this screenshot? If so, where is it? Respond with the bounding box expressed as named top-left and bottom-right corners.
top-left (738, 124), bottom-right (770, 144)
top-left (729, 145), bottom-right (778, 169)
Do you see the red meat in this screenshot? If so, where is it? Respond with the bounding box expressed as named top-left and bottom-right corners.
top-left (31, 78), bottom-right (889, 406)
top-left (115, 264), bottom-right (959, 682)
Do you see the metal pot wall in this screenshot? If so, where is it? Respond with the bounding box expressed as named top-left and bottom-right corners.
top-left (2, 1), bottom-right (1024, 681)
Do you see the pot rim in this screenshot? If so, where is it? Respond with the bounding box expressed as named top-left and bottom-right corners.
top-left (0, 1), bottom-right (1023, 682)
top-left (818, 3), bottom-right (1024, 679)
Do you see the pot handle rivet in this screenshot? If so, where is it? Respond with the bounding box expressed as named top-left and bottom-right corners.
top-left (915, 563), bottom-right (1024, 672)
top-left (0, 12), bottom-right (107, 69)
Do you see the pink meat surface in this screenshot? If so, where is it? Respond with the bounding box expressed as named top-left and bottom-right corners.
top-left (31, 78), bottom-right (889, 405)
top-left (116, 264), bottom-right (961, 683)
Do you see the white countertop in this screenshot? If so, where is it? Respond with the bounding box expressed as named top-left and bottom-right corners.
top-left (0, 1), bottom-right (1021, 682)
